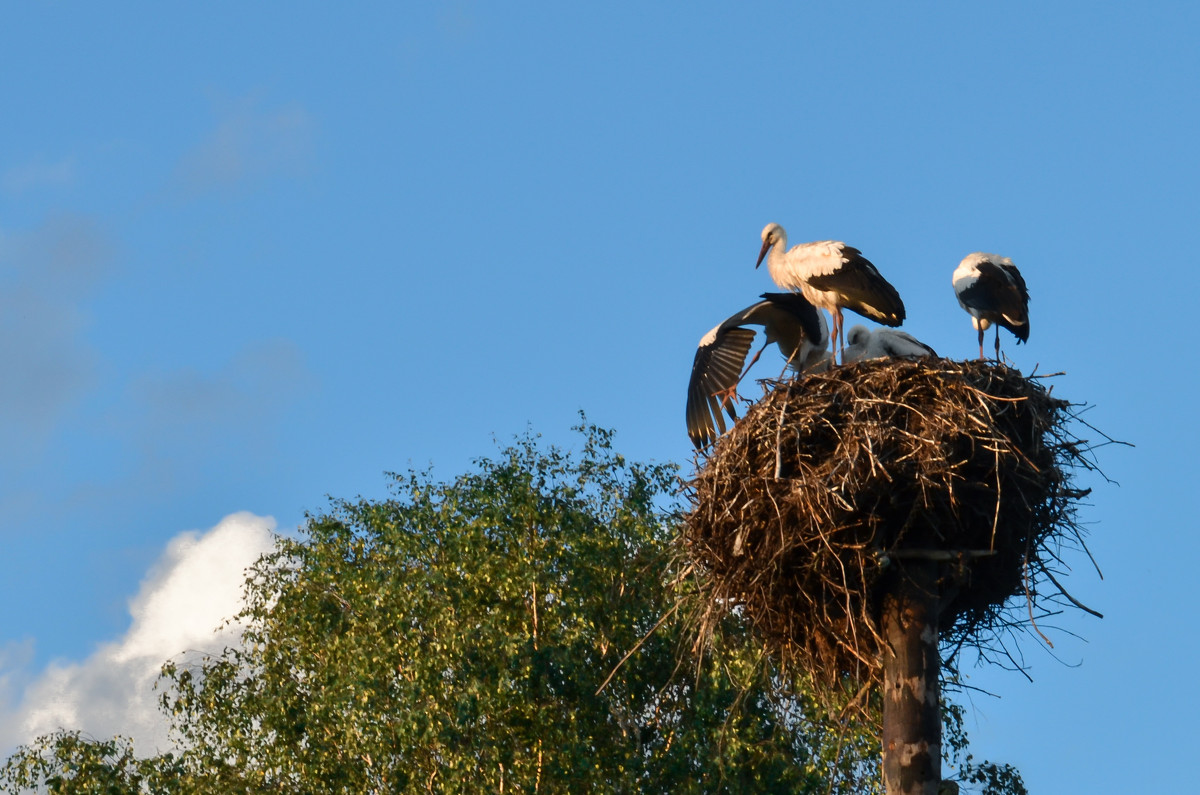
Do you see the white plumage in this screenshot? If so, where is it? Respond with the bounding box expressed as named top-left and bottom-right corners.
top-left (842, 325), bottom-right (938, 363)
top-left (686, 293), bottom-right (829, 448)
top-left (952, 252), bottom-right (1030, 360)
top-left (756, 223), bottom-right (905, 364)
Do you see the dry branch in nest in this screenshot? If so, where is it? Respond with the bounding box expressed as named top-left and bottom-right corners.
top-left (681, 358), bottom-right (1102, 705)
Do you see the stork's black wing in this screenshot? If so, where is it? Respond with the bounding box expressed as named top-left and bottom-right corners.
top-left (686, 326), bottom-right (756, 449)
top-left (958, 259), bottom-right (1030, 341)
top-left (805, 246), bottom-right (906, 326)
top-left (755, 292), bottom-right (825, 348)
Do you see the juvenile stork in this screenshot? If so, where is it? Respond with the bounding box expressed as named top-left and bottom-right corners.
top-left (952, 252), bottom-right (1030, 360)
top-left (686, 292), bottom-right (829, 449)
top-left (843, 325), bottom-right (938, 363)
top-left (756, 222), bottom-right (905, 364)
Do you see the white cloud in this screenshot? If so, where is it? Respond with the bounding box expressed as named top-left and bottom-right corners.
top-left (2, 157), bottom-right (75, 195)
top-left (121, 338), bottom-right (313, 487)
top-left (174, 98), bottom-right (315, 194)
top-left (0, 512), bottom-right (277, 756)
top-left (0, 640), bottom-right (35, 718)
top-left (130, 338), bottom-right (309, 432)
top-left (0, 214), bottom-right (114, 458)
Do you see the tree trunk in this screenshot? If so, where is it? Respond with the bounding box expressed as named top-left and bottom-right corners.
top-left (881, 560), bottom-right (941, 795)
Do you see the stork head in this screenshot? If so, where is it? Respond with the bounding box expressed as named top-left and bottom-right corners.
top-left (845, 325), bottom-right (870, 347)
top-left (956, 251), bottom-right (1015, 279)
top-left (756, 223), bottom-right (784, 269)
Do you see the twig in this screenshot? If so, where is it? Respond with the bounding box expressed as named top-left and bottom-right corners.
top-left (774, 383), bottom-right (794, 479)
top-left (596, 600), bottom-right (682, 694)
top-left (1022, 553), bottom-right (1053, 648)
top-left (1042, 568), bottom-right (1104, 619)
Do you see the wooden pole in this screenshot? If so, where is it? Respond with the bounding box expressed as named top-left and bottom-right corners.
top-left (881, 560), bottom-right (941, 795)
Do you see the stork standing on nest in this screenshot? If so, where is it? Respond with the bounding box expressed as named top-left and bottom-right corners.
top-left (756, 222), bottom-right (905, 364)
top-left (952, 252), bottom-right (1030, 361)
top-left (686, 292), bottom-right (829, 448)
top-left (843, 325), bottom-right (938, 363)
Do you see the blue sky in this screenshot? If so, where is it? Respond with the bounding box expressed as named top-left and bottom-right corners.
top-left (1, 2), bottom-right (1196, 789)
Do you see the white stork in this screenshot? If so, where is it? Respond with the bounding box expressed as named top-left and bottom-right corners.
top-left (686, 292), bottom-right (829, 449)
top-left (756, 222), bottom-right (905, 364)
top-left (843, 325), bottom-right (938, 363)
top-left (952, 252), bottom-right (1030, 361)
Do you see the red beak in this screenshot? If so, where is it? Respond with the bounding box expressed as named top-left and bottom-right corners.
top-left (755, 240), bottom-right (771, 269)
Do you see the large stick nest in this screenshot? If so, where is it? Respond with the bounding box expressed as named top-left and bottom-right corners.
top-left (681, 358), bottom-right (1100, 700)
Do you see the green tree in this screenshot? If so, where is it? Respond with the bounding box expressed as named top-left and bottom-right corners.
top-left (0, 732), bottom-right (190, 794)
top-left (2, 423), bottom-right (1020, 794)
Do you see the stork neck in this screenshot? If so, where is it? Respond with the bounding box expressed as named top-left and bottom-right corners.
top-left (767, 232), bottom-right (790, 279)
top-left (772, 228), bottom-right (788, 257)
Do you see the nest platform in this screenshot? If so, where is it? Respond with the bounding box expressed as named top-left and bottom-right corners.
top-left (682, 358), bottom-right (1096, 699)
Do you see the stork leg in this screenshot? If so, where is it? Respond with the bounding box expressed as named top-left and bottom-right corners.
top-left (994, 327), bottom-right (1001, 362)
top-left (977, 326), bottom-right (986, 361)
top-left (712, 340), bottom-right (770, 412)
top-left (739, 340), bottom-right (769, 381)
top-left (711, 385), bottom-right (740, 413)
top-left (832, 308), bottom-right (844, 365)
